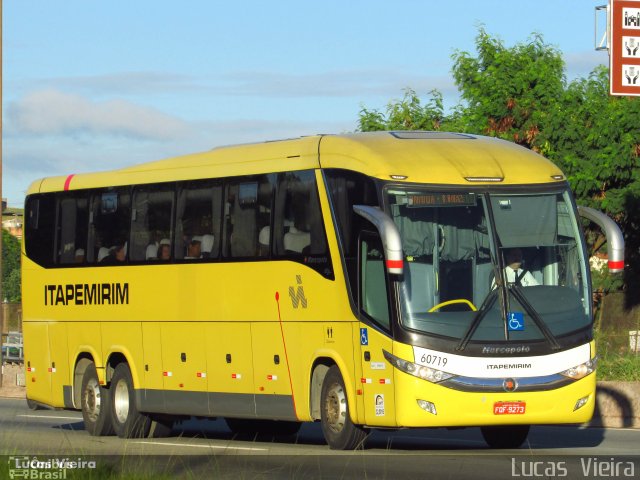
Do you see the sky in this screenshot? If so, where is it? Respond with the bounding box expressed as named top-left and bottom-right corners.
top-left (2, 0), bottom-right (610, 208)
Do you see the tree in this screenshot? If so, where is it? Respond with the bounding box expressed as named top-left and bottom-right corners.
top-left (450, 29), bottom-right (565, 152)
top-left (359, 88), bottom-right (448, 132)
top-left (2, 229), bottom-right (21, 302)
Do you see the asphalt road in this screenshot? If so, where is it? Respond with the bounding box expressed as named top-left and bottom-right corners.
top-left (1, 398), bottom-right (639, 479)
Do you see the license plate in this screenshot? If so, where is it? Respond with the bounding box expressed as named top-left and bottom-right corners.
top-left (493, 401), bottom-right (526, 415)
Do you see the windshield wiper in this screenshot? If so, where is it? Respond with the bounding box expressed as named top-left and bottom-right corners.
top-left (509, 286), bottom-right (561, 350)
top-left (456, 193), bottom-right (507, 352)
top-left (456, 289), bottom-right (498, 351)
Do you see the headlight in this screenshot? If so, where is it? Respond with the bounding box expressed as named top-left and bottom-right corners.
top-left (383, 350), bottom-right (455, 383)
top-left (560, 357), bottom-right (597, 380)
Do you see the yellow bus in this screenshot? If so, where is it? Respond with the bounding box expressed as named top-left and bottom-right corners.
top-left (22, 131), bottom-right (624, 449)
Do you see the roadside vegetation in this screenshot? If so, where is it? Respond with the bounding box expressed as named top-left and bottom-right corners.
top-left (2, 228), bottom-right (21, 302)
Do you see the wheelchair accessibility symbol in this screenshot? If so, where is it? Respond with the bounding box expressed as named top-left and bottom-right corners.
top-left (360, 328), bottom-right (369, 345)
top-left (508, 312), bottom-right (524, 331)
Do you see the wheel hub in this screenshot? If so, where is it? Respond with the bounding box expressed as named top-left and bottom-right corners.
top-left (113, 379), bottom-right (130, 424)
top-left (83, 378), bottom-right (101, 423)
top-left (325, 382), bottom-right (346, 433)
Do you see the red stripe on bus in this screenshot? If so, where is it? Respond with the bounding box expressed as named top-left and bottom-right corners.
top-left (608, 260), bottom-right (624, 270)
top-left (63, 174), bottom-right (75, 191)
top-left (386, 259), bottom-right (403, 269)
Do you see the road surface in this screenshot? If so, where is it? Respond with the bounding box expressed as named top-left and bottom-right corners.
top-left (1, 398), bottom-right (638, 479)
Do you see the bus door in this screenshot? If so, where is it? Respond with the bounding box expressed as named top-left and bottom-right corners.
top-left (358, 231), bottom-right (396, 426)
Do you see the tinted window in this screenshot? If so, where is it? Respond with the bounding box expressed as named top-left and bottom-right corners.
top-left (131, 185), bottom-right (175, 261)
top-left (89, 188), bottom-right (131, 264)
top-left (325, 169), bottom-right (378, 294)
top-left (176, 180), bottom-right (222, 260)
top-left (24, 194), bottom-right (56, 267)
top-left (223, 175), bottom-right (274, 258)
top-left (57, 194), bottom-right (89, 265)
top-left (273, 170), bottom-right (333, 278)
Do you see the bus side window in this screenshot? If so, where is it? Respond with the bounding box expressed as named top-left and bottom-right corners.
top-left (25, 194), bottom-right (56, 267)
top-left (57, 194), bottom-right (89, 265)
top-left (223, 175), bottom-right (273, 259)
top-left (175, 181), bottom-right (222, 260)
top-left (273, 171), bottom-right (327, 257)
top-left (130, 185), bottom-right (175, 261)
top-left (325, 169), bottom-right (378, 296)
top-left (89, 188), bottom-right (131, 264)
top-left (359, 232), bottom-right (391, 330)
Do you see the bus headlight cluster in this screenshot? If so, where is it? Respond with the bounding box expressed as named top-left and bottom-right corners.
top-left (383, 350), bottom-right (455, 383)
top-left (560, 357), bottom-right (597, 380)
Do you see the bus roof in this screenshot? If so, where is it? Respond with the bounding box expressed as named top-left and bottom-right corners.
top-left (27, 131), bottom-right (564, 195)
top-left (318, 132), bottom-right (564, 185)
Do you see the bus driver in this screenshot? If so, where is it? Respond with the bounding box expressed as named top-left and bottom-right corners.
top-left (503, 248), bottom-right (538, 287)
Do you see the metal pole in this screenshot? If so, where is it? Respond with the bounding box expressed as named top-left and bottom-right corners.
top-left (0, 0), bottom-right (4, 387)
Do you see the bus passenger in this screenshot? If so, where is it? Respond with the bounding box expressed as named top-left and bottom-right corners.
top-left (75, 248), bottom-right (85, 264)
top-left (158, 238), bottom-right (171, 260)
top-left (101, 242), bottom-right (126, 265)
top-left (185, 236), bottom-right (202, 259)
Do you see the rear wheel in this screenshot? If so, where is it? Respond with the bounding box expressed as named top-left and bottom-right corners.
top-left (481, 425), bottom-right (530, 449)
top-left (81, 363), bottom-right (114, 436)
top-left (110, 363), bottom-right (151, 438)
top-left (320, 365), bottom-right (368, 450)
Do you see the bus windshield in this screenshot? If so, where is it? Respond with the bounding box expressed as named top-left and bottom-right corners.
top-left (385, 187), bottom-right (590, 344)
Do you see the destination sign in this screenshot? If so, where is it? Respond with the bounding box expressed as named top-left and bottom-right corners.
top-left (408, 192), bottom-right (476, 207)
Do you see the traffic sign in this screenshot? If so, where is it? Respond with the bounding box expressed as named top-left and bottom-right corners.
top-left (610, 0), bottom-right (640, 95)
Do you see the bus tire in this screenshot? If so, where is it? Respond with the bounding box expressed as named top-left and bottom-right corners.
top-left (81, 363), bottom-right (114, 436)
top-left (320, 365), bottom-right (368, 450)
top-left (481, 425), bottom-right (530, 449)
top-left (110, 363), bottom-right (151, 438)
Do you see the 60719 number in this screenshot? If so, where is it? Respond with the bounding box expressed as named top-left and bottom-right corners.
top-left (420, 353), bottom-right (448, 368)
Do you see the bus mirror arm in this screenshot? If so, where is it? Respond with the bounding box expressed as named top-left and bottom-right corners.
top-left (577, 206), bottom-right (625, 274)
top-left (353, 205), bottom-right (404, 275)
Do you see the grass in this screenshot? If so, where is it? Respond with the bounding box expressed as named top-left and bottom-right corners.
top-left (596, 348), bottom-right (640, 381)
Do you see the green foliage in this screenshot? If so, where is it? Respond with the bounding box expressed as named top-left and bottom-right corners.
top-left (451, 29), bottom-right (566, 150)
top-left (2, 229), bottom-right (21, 302)
top-left (359, 88), bottom-right (447, 132)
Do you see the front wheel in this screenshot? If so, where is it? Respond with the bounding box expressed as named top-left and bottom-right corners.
top-left (81, 363), bottom-right (114, 436)
top-left (110, 363), bottom-right (151, 438)
top-left (320, 365), bottom-right (368, 450)
top-left (481, 425), bottom-right (530, 448)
